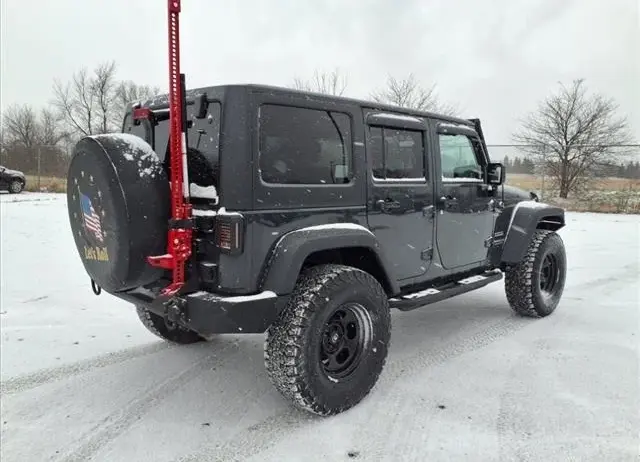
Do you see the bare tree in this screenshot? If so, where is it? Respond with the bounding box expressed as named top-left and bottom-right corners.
top-left (2, 104), bottom-right (67, 147)
top-left (2, 104), bottom-right (40, 148)
top-left (513, 79), bottom-right (634, 198)
top-left (292, 69), bottom-right (348, 96)
top-left (52, 61), bottom-right (120, 137)
top-left (39, 108), bottom-right (69, 147)
top-left (114, 80), bottom-right (162, 118)
top-left (370, 74), bottom-right (457, 115)
top-left (1, 104), bottom-right (69, 176)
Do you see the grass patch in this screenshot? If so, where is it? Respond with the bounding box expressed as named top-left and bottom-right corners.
top-left (506, 173), bottom-right (640, 214)
top-left (24, 175), bottom-right (67, 193)
top-left (506, 173), bottom-right (640, 192)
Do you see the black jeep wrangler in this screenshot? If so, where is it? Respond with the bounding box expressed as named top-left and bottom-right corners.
top-left (66, 84), bottom-right (567, 416)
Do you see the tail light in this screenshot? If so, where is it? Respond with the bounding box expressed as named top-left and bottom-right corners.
top-left (215, 212), bottom-right (244, 255)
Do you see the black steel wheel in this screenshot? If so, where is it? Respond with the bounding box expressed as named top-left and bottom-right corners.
top-left (320, 302), bottom-right (372, 381)
top-left (265, 264), bottom-right (391, 416)
top-left (539, 253), bottom-right (560, 295)
top-left (505, 230), bottom-right (567, 317)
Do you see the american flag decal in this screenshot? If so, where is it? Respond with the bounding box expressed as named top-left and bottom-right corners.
top-left (80, 191), bottom-right (104, 242)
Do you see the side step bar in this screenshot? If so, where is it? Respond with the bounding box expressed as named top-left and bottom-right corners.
top-left (389, 270), bottom-right (503, 311)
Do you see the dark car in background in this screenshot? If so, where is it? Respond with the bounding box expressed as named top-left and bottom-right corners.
top-left (0, 166), bottom-right (26, 193)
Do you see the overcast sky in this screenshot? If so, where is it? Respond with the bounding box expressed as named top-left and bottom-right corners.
top-left (2, 0), bottom-right (639, 144)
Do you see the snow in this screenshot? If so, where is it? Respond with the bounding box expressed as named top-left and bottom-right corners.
top-left (296, 223), bottom-right (371, 233)
top-left (1, 193), bottom-right (639, 462)
top-left (190, 290), bottom-right (277, 303)
top-left (372, 113), bottom-right (424, 124)
top-left (191, 208), bottom-right (218, 217)
top-left (442, 176), bottom-right (483, 183)
top-left (438, 122), bottom-right (476, 132)
top-left (216, 206), bottom-right (243, 218)
top-left (189, 183), bottom-right (218, 202)
top-left (98, 133), bottom-right (163, 179)
top-left (377, 177), bottom-right (427, 183)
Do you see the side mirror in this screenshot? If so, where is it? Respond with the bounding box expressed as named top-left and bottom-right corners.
top-left (487, 162), bottom-right (505, 185)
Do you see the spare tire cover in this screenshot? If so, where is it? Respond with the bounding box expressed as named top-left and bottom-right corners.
top-left (66, 133), bottom-right (170, 293)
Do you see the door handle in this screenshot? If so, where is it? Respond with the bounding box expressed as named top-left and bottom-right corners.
top-left (422, 205), bottom-right (435, 217)
top-left (376, 199), bottom-right (401, 211)
top-left (438, 195), bottom-right (458, 209)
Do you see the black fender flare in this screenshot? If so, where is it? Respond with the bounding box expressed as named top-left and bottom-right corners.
top-left (498, 201), bottom-right (565, 264)
top-left (259, 223), bottom-right (400, 295)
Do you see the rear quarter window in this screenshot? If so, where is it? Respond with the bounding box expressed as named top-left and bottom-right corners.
top-left (258, 104), bottom-right (352, 185)
top-left (186, 102), bottom-right (221, 188)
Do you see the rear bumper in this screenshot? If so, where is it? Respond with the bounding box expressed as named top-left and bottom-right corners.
top-left (117, 287), bottom-right (289, 335)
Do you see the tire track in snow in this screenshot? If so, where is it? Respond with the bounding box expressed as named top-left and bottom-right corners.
top-left (54, 342), bottom-right (238, 462)
top-left (496, 273), bottom-right (640, 462)
top-left (568, 262), bottom-right (638, 292)
top-left (358, 315), bottom-right (533, 460)
top-left (174, 315), bottom-right (533, 462)
top-left (175, 409), bottom-right (317, 462)
top-left (0, 341), bottom-right (172, 395)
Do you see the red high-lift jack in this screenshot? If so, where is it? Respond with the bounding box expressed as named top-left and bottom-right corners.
top-left (146, 0), bottom-right (193, 298)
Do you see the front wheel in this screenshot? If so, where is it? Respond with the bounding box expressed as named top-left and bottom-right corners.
top-left (136, 306), bottom-right (205, 344)
top-left (505, 230), bottom-right (567, 317)
top-left (9, 180), bottom-right (24, 194)
top-left (265, 264), bottom-right (391, 416)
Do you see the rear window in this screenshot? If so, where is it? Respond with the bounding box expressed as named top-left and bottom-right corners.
top-left (123, 101), bottom-right (221, 191)
top-left (258, 104), bottom-right (352, 185)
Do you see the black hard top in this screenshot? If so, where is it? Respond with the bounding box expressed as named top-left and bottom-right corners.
top-left (140, 83), bottom-right (474, 128)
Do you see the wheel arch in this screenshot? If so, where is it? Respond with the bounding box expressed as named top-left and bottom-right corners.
top-left (497, 201), bottom-right (566, 265)
top-left (259, 224), bottom-right (400, 296)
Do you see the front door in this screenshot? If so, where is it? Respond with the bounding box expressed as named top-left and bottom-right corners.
top-left (435, 127), bottom-right (496, 270)
top-left (365, 113), bottom-right (435, 282)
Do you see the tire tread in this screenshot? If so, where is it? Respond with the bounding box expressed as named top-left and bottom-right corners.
top-left (504, 230), bottom-right (564, 317)
top-left (264, 264), bottom-right (390, 416)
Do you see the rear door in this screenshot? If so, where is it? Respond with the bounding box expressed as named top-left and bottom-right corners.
top-left (364, 111), bottom-right (435, 282)
top-left (434, 124), bottom-right (496, 270)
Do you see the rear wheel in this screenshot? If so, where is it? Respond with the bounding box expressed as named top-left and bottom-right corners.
top-left (505, 230), bottom-right (567, 317)
top-left (136, 306), bottom-right (205, 344)
top-left (9, 180), bottom-right (23, 194)
top-left (265, 264), bottom-right (391, 416)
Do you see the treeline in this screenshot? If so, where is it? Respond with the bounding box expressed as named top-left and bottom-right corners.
top-left (502, 156), bottom-right (536, 174)
top-left (0, 61), bottom-right (160, 179)
top-left (595, 160), bottom-right (640, 179)
top-left (1, 65), bottom-right (637, 197)
top-left (502, 155), bottom-right (640, 179)
top-left (1, 65), bottom-right (456, 182)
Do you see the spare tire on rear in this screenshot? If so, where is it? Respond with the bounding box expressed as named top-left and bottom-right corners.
top-left (66, 133), bottom-right (170, 293)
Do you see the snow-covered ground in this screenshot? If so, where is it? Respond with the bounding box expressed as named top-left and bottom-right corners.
top-left (1, 192), bottom-right (639, 462)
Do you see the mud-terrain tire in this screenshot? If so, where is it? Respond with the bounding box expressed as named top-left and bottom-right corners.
top-left (505, 230), bottom-right (566, 317)
top-left (66, 133), bottom-right (170, 293)
top-left (136, 306), bottom-right (205, 344)
top-left (9, 179), bottom-right (24, 194)
top-left (265, 264), bottom-right (391, 416)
